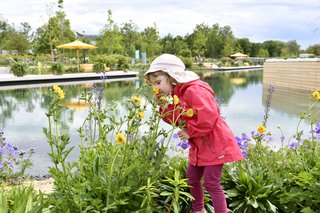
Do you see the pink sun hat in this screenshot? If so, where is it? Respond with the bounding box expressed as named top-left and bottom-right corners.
top-left (145, 54), bottom-right (199, 83)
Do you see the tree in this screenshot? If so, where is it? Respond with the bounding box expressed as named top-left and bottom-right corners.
top-left (306, 44), bottom-right (320, 56)
top-left (161, 34), bottom-right (174, 54)
top-left (237, 38), bottom-right (252, 56)
top-left (96, 10), bottom-right (123, 54)
top-left (0, 18), bottom-right (30, 54)
top-left (206, 23), bottom-right (221, 58)
top-left (173, 36), bottom-right (190, 57)
top-left (120, 20), bottom-right (139, 56)
top-left (286, 40), bottom-right (300, 57)
top-left (0, 17), bottom-right (14, 50)
top-left (189, 23), bottom-right (210, 57)
top-left (32, 5), bottom-right (75, 55)
top-left (219, 26), bottom-right (238, 57)
top-left (6, 31), bottom-right (29, 54)
top-left (257, 48), bottom-right (269, 57)
top-left (221, 36), bottom-right (235, 57)
top-left (262, 40), bottom-right (285, 57)
top-left (141, 24), bottom-right (161, 57)
top-left (250, 42), bottom-right (262, 57)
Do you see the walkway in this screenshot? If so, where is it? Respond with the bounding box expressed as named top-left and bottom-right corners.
top-left (0, 67), bottom-right (139, 90)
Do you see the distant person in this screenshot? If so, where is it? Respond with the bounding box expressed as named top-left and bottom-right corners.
top-left (53, 49), bottom-right (58, 62)
top-left (144, 54), bottom-right (243, 213)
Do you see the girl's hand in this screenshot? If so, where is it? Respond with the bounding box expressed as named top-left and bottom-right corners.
top-left (177, 130), bottom-right (190, 141)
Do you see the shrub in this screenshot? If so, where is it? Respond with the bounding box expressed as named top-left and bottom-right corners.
top-left (50, 62), bottom-right (64, 75)
top-left (10, 62), bottom-right (28, 77)
top-left (93, 62), bottom-right (105, 72)
top-left (180, 56), bottom-right (194, 68)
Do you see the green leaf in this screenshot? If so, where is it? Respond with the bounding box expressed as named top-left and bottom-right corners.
top-left (226, 189), bottom-right (240, 197)
top-left (301, 207), bottom-right (314, 213)
top-left (267, 200), bottom-right (278, 213)
top-left (248, 198), bottom-right (258, 208)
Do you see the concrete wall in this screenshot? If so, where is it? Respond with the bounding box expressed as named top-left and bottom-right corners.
top-left (263, 59), bottom-right (320, 92)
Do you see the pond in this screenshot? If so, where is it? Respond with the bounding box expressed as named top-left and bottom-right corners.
top-left (0, 69), bottom-right (318, 176)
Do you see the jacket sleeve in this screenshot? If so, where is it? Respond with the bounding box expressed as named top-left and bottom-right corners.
top-left (184, 85), bottom-right (220, 138)
top-left (159, 104), bottom-right (182, 126)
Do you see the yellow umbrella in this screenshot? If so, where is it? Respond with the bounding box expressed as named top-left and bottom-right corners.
top-left (56, 40), bottom-right (97, 71)
top-left (63, 101), bottom-right (92, 111)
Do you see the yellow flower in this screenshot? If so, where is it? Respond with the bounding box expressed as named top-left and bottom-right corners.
top-left (144, 77), bottom-right (151, 85)
top-left (160, 96), bottom-right (166, 101)
top-left (186, 108), bottom-right (195, 118)
top-left (173, 95), bottom-right (179, 105)
top-left (131, 96), bottom-right (142, 104)
top-left (115, 133), bottom-right (126, 144)
top-left (52, 85), bottom-right (65, 100)
top-left (153, 86), bottom-right (160, 95)
top-left (138, 111), bottom-right (145, 119)
top-left (312, 90), bottom-right (320, 101)
top-left (57, 91), bottom-right (65, 100)
top-left (53, 85), bottom-right (59, 92)
top-left (257, 125), bottom-right (266, 134)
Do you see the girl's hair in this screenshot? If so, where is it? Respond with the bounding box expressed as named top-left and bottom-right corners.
top-left (145, 71), bottom-right (177, 85)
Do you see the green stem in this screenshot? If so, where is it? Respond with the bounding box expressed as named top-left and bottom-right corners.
top-left (106, 147), bottom-right (120, 212)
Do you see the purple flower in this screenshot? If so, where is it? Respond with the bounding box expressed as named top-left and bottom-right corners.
top-left (0, 148), bottom-right (4, 155)
top-left (280, 136), bottom-right (285, 142)
top-left (9, 149), bottom-right (18, 158)
top-left (177, 141), bottom-right (190, 150)
top-left (173, 133), bottom-right (179, 139)
top-left (0, 162), bottom-right (2, 169)
top-left (242, 150), bottom-right (248, 157)
top-left (7, 143), bottom-right (12, 149)
top-left (240, 142), bottom-right (248, 150)
top-left (241, 133), bottom-right (251, 142)
top-left (289, 142), bottom-right (298, 148)
top-left (235, 136), bottom-right (242, 145)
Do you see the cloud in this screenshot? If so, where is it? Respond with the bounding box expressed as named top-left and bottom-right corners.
top-left (1, 0), bottom-right (320, 49)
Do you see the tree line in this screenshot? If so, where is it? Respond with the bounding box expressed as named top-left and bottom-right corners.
top-left (0, 0), bottom-right (319, 60)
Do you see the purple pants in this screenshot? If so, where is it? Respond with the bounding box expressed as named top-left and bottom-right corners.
top-left (186, 164), bottom-right (228, 213)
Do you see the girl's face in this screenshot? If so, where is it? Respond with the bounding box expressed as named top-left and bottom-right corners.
top-left (150, 74), bottom-right (173, 96)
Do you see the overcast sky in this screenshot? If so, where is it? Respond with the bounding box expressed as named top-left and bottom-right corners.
top-left (1, 0), bottom-right (320, 49)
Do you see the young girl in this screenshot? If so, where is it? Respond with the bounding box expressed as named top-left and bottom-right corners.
top-left (145, 54), bottom-right (243, 213)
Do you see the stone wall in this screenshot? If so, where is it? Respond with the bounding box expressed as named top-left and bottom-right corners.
top-left (263, 59), bottom-right (320, 92)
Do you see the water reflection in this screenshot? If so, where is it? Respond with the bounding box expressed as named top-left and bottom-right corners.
top-left (262, 84), bottom-right (320, 120)
top-left (195, 70), bottom-right (263, 103)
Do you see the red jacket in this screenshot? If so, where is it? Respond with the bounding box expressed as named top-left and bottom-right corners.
top-left (160, 79), bottom-right (243, 166)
